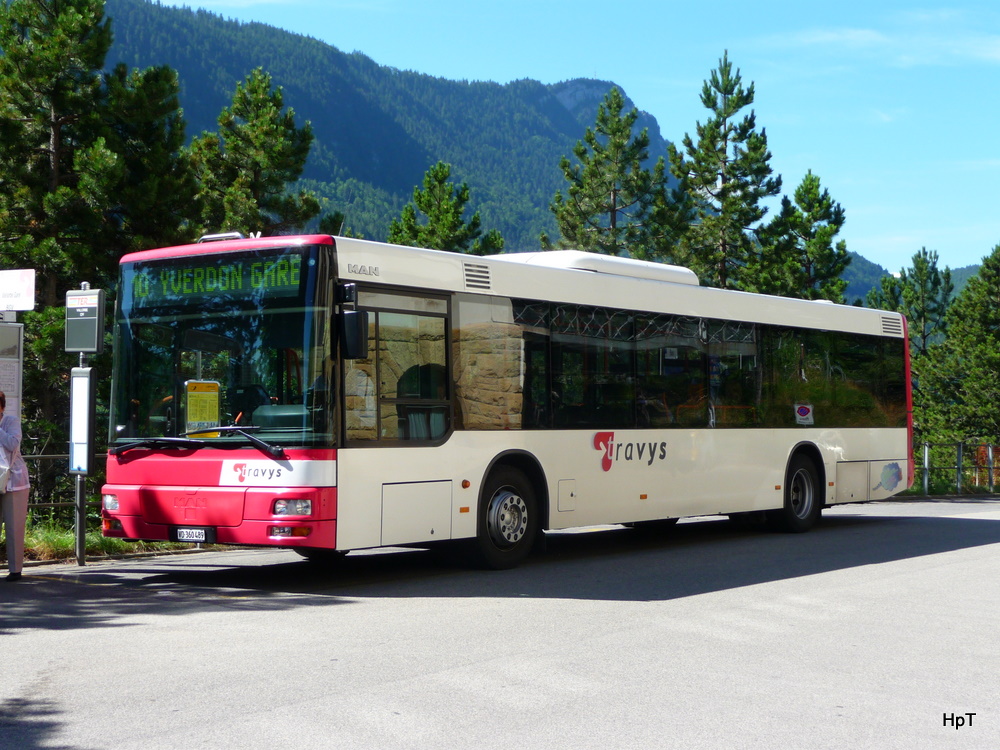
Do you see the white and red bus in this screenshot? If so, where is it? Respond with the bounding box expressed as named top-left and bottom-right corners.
top-left (101, 233), bottom-right (912, 568)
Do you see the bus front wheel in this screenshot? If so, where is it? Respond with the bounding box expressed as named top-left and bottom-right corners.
top-left (767, 454), bottom-right (822, 533)
top-left (472, 466), bottom-right (538, 570)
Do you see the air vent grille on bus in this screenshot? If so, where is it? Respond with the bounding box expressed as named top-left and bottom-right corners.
top-left (464, 262), bottom-right (491, 291)
top-left (880, 316), bottom-right (904, 336)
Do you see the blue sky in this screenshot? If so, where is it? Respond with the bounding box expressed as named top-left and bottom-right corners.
top-left (157, 0), bottom-right (1000, 271)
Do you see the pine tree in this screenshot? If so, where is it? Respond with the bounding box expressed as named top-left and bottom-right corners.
top-left (866, 247), bottom-right (954, 446)
top-left (547, 87), bottom-right (675, 259)
top-left (669, 52), bottom-right (782, 289)
top-left (867, 247), bottom-right (953, 357)
top-left (0, 0), bottom-right (196, 501)
top-left (190, 68), bottom-right (319, 236)
top-left (765, 170), bottom-right (850, 301)
top-left (101, 62), bottom-right (198, 252)
top-left (920, 245), bottom-right (1000, 442)
top-left (866, 274), bottom-right (904, 312)
top-left (0, 0), bottom-right (116, 306)
top-left (388, 161), bottom-right (503, 254)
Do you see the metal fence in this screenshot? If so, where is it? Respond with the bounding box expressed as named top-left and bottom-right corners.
top-left (22, 453), bottom-right (102, 511)
top-left (917, 442), bottom-right (999, 496)
top-left (20, 444), bottom-right (999, 510)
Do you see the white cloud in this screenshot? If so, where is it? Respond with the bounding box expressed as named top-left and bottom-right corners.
top-left (787, 28), bottom-right (890, 48)
top-left (760, 11), bottom-right (1000, 68)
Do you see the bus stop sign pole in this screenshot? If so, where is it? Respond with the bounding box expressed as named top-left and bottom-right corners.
top-left (66, 283), bottom-right (104, 566)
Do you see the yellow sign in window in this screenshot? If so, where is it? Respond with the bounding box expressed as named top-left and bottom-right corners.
top-left (185, 380), bottom-right (220, 437)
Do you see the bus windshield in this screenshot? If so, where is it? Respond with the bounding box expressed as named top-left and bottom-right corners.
top-left (109, 244), bottom-right (335, 448)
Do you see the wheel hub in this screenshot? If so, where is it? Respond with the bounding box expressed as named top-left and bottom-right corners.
top-left (789, 467), bottom-right (815, 519)
top-left (487, 489), bottom-right (528, 548)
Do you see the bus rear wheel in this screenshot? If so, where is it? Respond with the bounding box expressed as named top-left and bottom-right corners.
top-left (767, 454), bottom-right (822, 533)
top-left (472, 466), bottom-right (538, 570)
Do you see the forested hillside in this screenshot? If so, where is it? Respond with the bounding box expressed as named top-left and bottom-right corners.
top-left (104, 0), bottom-right (977, 295)
top-left (104, 0), bottom-right (671, 248)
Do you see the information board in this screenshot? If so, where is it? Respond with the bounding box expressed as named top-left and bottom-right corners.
top-left (0, 324), bottom-right (23, 420)
top-left (185, 380), bottom-right (221, 437)
top-left (66, 288), bottom-right (106, 353)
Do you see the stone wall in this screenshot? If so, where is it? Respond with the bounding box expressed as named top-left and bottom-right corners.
top-left (453, 320), bottom-right (524, 430)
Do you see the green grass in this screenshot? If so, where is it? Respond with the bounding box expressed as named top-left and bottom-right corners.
top-left (1, 519), bottom-right (195, 565)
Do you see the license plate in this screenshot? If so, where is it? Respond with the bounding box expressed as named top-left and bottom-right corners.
top-left (176, 528), bottom-right (207, 542)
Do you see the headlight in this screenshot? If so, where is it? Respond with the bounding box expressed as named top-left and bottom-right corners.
top-left (103, 494), bottom-right (119, 511)
top-left (273, 499), bottom-right (311, 516)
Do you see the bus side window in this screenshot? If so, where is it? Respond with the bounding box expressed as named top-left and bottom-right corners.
top-left (373, 310), bottom-right (450, 441)
top-left (636, 314), bottom-right (707, 428)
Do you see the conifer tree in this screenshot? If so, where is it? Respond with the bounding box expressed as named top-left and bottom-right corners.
top-left (920, 245), bottom-right (1000, 442)
top-left (866, 247), bottom-right (953, 446)
top-left (0, 0), bottom-right (116, 306)
top-left (867, 247), bottom-right (953, 357)
top-left (190, 68), bottom-right (319, 236)
top-left (546, 87), bottom-right (676, 259)
top-left (388, 161), bottom-right (504, 254)
top-left (102, 62), bottom-right (198, 252)
top-left (669, 52), bottom-right (781, 289)
top-left (0, 0), bottom-right (196, 497)
top-left (765, 170), bottom-right (850, 301)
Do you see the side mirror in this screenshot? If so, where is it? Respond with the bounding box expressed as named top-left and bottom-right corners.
top-left (339, 310), bottom-right (369, 360)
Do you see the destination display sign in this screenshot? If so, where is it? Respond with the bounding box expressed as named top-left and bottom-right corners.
top-left (128, 251), bottom-right (304, 308)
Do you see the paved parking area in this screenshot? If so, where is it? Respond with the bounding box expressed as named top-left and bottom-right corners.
top-left (3, 499), bottom-right (999, 749)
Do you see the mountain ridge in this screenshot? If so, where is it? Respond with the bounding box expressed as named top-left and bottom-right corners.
top-left (105, 0), bottom-right (675, 249)
top-left (103, 0), bottom-right (977, 298)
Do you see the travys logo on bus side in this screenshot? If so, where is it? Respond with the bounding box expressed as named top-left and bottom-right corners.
top-left (594, 432), bottom-right (668, 472)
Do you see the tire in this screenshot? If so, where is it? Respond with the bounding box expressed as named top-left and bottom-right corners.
top-left (767, 454), bottom-right (822, 533)
top-left (472, 466), bottom-right (538, 570)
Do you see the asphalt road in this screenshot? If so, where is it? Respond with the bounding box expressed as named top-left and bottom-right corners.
top-left (2, 499), bottom-right (999, 750)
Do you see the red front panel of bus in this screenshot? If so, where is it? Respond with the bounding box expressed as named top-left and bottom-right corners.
top-left (101, 448), bottom-right (338, 548)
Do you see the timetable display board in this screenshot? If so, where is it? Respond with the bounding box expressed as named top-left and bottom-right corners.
top-left (0, 323), bottom-right (23, 420)
top-left (185, 380), bottom-right (221, 437)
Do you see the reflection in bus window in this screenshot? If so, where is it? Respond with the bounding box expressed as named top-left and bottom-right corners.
top-left (504, 300), bottom-right (905, 432)
top-left (636, 314), bottom-right (707, 428)
top-left (707, 321), bottom-right (760, 427)
top-left (550, 305), bottom-right (634, 429)
top-left (344, 316), bottom-right (377, 441)
top-left (347, 302), bottom-right (450, 442)
top-left (112, 246), bottom-right (334, 446)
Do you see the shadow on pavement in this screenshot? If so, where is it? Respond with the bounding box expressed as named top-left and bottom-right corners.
top-left (0, 695), bottom-right (94, 750)
top-left (4, 509), bottom-right (1000, 634)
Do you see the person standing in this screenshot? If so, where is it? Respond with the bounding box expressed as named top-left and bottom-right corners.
top-left (0, 391), bottom-right (30, 581)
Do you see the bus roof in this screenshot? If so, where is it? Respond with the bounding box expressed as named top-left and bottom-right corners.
top-left (119, 234), bottom-right (334, 263)
top-left (330, 237), bottom-right (905, 339)
top-left (120, 234), bottom-right (904, 339)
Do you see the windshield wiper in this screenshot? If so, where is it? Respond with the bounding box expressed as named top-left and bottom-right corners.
top-left (109, 437), bottom-right (206, 455)
top-left (183, 426), bottom-right (286, 459)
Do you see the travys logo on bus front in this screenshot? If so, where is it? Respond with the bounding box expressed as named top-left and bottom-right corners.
top-left (594, 432), bottom-right (668, 472)
top-left (218, 459), bottom-right (338, 487)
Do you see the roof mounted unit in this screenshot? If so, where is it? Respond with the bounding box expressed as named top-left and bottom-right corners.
top-left (197, 232), bottom-right (245, 243)
top-left (491, 250), bottom-right (699, 286)
top-left (880, 315), bottom-right (904, 337)
top-left (463, 261), bottom-right (492, 291)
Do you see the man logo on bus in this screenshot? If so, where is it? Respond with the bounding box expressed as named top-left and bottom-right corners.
top-left (594, 432), bottom-right (667, 472)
